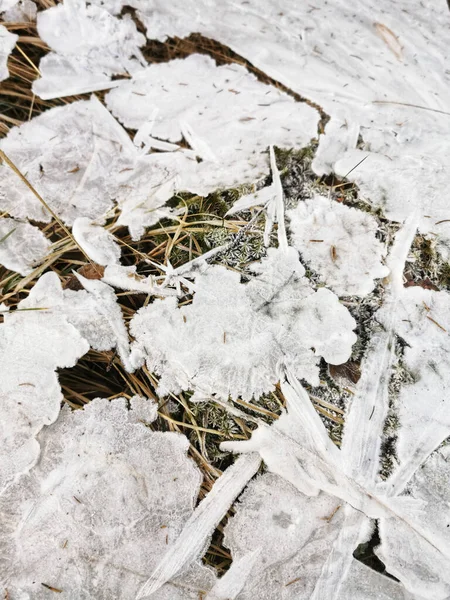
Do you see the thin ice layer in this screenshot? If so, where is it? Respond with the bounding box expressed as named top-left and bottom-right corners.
top-left (72, 218), bottom-right (121, 266)
top-left (106, 54), bottom-right (319, 193)
top-left (288, 196), bottom-right (389, 296)
top-left (113, 153), bottom-right (185, 241)
top-left (67, 273), bottom-right (132, 370)
top-left (377, 286), bottom-right (450, 495)
top-left (33, 0), bottom-right (146, 99)
top-left (0, 273), bottom-right (89, 492)
top-left (135, 0), bottom-right (450, 247)
top-left (0, 218), bottom-right (50, 275)
top-left (0, 396), bottom-right (204, 599)
top-left (130, 248), bottom-right (357, 401)
top-left (0, 23), bottom-right (17, 81)
top-left (334, 149), bottom-right (450, 247)
top-left (377, 447), bottom-right (450, 599)
top-left (136, 0), bottom-right (449, 146)
top-left (0, 97), bottom-right (135, 225)
top-left (223, 473), bottom-right (415, 599)
top-left (137, 453), bottom-right (261, 598)
top-left (0, 0), bottom-right (36, 22)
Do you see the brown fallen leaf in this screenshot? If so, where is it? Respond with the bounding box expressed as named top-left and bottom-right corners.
top-left (62, 263), bottom-right (105, 290)
top-left (329, 360), bottom-right (361, 385)
top-left (404, 278), bottom-right (440, 291)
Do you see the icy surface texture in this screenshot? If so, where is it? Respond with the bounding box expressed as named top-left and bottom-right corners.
top-left (64, 273), bottom-right (132, 370)
top-left (130, 247), bottom-right (357, 401)
top-left (223, 473), bottom-right (416, 600)
top-left (0, 0), bottom-right (36, 21)
top-left (0, 273), bottom-right (89, 493)
top-left (106, 54), bottom-right (319, 193)
top-left (0, 23), bottom-right (17, 81)
top-left (137, 453), bottom-right (261, 598)
top-left (138, 0), bottom-right (449, 153)
top-left (133, 0), bottom-right (450, 249)
top-left (0, 396), bottom-right (205, 599)
top-left (0, 218), bottom-right (50, 275)
top-left (72, 218), bottom-right (121, 266)
top-left (0, 97), bottom-right (135, 225)
top-left (334, 149), bottom-right (450, 247)
top-left (112, 153), bottom-right (185, 241)
top-left (377, 286), bottom-right (450, 494)
top-left (33, 0), bottom-right (146, 99)
top-left (288, 196), bottom-right (389, 296)
top-left (219, 222), bottom-right (450, 599)
top-left (377, 447), bottom-right (450, 599)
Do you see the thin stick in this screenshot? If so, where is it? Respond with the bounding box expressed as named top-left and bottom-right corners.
top-left (373, 100), bottom-right (450, 117)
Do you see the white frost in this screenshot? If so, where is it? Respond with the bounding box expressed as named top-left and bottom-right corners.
top-left (0, 23), bottom-right (17, 82)
top-left (130, 248), bottom-right (357, 401)
top-left (72, 218), bottom-right (121, 266)
top-left (335, 149), bottom-right (450, 248)
top-left (223, 473), bottom-right (415, 599)
top-left (288, 196), bottom-right (389, 296)
top-left (0, 97), bottom-right (135, 225)
top-left (0, 396), bottom-right (204, 598)
top-left (377, 286), bottom-right (450, 495)
top-left (0, 0), bottom-right (36, 22)
top-left (106, 54), bottom-right (319, 194)
top-left (0, 272), bottom-right (89, 492)
top-left (0, 218), bottom-right (50, 275)
top-left (33, 0), bottom-right (146, 99)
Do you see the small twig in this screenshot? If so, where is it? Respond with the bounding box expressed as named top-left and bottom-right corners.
top-left (373, 100), bottom-right (450, 117)
top-left (426, 315), bottom-right (447, 333)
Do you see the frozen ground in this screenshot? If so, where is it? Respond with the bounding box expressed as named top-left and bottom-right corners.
top-left (0, 0), bottom-right (450, 598)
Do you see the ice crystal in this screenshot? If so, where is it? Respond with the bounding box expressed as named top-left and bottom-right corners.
top-left (72, 218), bottom-right (121, 267)
top-left (0, 0), bottom-right (36, 22)
top-left (130, 247), bottom-right (357, 401)
top-left (288, 196), bottom-right (389, 296)
top-left (0, 97), bottom-right (134, 225)
top-left (105, 54), bottom-right (319, 194)
top-left (0, 218), bottom-right (50, 275)
top-left (0, 273), bottom-right (88, 492)
top-left (0, 397), bottom-right (204, 598)
top-left (33, 0), bottom-right (146, 99)
top-left (0, 23), bottom-right (17, 81)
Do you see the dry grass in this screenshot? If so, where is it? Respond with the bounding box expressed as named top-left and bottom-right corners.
top-left (0, 4), bottom-right (344, 573)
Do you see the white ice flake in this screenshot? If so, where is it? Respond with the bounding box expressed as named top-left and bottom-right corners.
top-left (0, 396), bottom-right (206, 598)
top-left (68, 273), bottom-right (132, 370)
top-left (33, 0), bottom-right (146, 99)
top-left (137, 453), bottom-right (261, 598)
top-left (222, 473), bottom-right (415, 600)
top-left (0, 97), bottom-right (135, 225)
top-left (133, 0), bottom-right (450, 250)
top-left (138, 0), bottom-right (449, 156)
top-left (72, 218), bottom-right (121, 266)
top-left (334, 149), bottom-right (450, 247)
top-left (106, 54), bottom-right (319, 193)
top-left (377, 447), bottom-right (450, 599)
top-left (0, 218), bottom-right (50, 275)
top-left (0, 0), bottom-right (36, 22)
top-left (377, 286), bottom-right (450, 495)
top-left (288, 196), bottom-right (389, 296)
top-left (0, 23), bottom-right (17, 81)
top-left (130, 247), bottom-right (357, 401)
top-left (0, 273), bottom-right (89, 492)
top-left (113, 153), bottom-right (186, 241)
